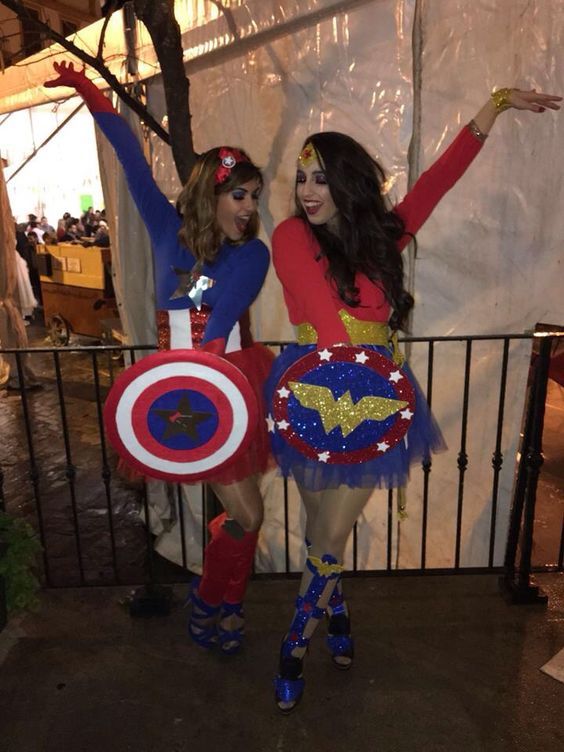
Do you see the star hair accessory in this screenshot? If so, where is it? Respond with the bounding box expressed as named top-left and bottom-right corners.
top-left (215, 147), bottom-right (249, 185)
top-left (297, 142), bottom-right (318, 168)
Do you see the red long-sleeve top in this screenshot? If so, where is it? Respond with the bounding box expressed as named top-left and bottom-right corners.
top-left (272, 126), bottom-right (483, 347)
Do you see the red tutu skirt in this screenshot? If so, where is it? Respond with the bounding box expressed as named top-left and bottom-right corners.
top-left (208, 342), bottom-right (275, 485)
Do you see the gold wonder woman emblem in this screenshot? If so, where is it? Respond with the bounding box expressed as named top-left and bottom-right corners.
top-left (298, 142), bottom-right (317, 167)
top-left (288, 381), bottom-right (407, 437)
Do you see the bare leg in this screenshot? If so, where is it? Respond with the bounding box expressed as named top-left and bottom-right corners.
top-left (298, 485), bottom-right (321, 546)
top-left (210, 475), bottom-right (263, 533)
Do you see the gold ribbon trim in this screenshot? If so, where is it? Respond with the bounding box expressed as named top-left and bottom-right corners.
top-left (297, 310), bottom-right (404, 365)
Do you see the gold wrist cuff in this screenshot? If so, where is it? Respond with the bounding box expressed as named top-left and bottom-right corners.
top-left (491, 87), bottom-right (512, 113)
top-left (467, 119), bottom-right (488, 143)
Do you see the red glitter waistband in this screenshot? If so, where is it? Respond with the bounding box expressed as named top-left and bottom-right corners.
top-left (156, 305), bottom-right (212, 351)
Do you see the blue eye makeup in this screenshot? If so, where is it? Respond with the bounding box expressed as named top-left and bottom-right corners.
top-left (231, 188), bottom-right (261, 201)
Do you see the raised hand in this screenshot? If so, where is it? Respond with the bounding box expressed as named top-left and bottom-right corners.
top-left (44, 60), bottom-right (89, 90)
top-left (507, 88), bottom-right (562, 113)
top-left (43, 60), bottom-right (115, 115)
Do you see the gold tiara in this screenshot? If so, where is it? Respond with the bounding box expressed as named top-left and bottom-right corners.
top-left (297, 142), bottom-right (317, 167)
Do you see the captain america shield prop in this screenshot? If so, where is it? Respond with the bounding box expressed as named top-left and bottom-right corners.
top-left (103, 349), bottom-right (259, 482)
top-left (271, 345), bottom-right (416, 464)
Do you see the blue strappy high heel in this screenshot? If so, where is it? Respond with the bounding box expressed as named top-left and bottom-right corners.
top-left (275, 643), bottom-right (306, 714)
top-left (326, 588), bottom-right (354, 670)
top-left (217, 601), bottom-right (245, 655)
top-left (186, 576), bottom-right (220, 649)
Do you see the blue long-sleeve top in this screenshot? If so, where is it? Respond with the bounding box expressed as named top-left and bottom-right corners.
top-left (94, 112), bottom-right (269, 346)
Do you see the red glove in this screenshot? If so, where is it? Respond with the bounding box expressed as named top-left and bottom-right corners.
top-left (44, 61), bottom-right (115, 115)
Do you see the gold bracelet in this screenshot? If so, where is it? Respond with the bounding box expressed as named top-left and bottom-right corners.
top-left (491, 87), bottom-right (512, 113)
top-left (467, 119), bottom-right (488, 143)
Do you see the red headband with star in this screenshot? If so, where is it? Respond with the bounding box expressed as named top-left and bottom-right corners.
top-left (215, 147), bottom-right (250, 185)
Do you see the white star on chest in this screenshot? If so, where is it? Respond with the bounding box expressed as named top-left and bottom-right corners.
top-left (388, 370), bottom-right (403, 383)
top-left (276, 419), bottom-right (290, 431)
top-left (377, 441), bottom-right (390, 452)
top-left (318, 348), bottom-right (333, 361)
top-left (400, 408), bottom-right (414, 420)
top-left (277, 386), bottom-right (291, 399)
top-left (317, 451), bottom-right (330, 462)
top-left (355, 351), bottom-right (369, 364)
top-left (265, 414), bottom-right (275, 432)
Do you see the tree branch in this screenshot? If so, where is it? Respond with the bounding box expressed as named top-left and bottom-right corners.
top-left (209, 1), bottom-right (240, 41)
top-left (0, 0), bottom-right (170, 145)
top-left (132, 0), bottom-right (196, 183)
top-left (96, 1), bottom-right (114, 59)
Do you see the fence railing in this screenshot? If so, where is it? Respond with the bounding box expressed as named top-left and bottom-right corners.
top-left (1, 332), bottom-right (562, 612)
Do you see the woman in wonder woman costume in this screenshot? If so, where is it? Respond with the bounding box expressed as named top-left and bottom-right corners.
top-left (267, 86), bottom-right (561, 712)
top-left (45, 61), bottom-right (273, 655)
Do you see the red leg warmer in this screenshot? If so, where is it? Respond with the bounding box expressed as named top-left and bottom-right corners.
top-left (198, 512), bottom-right (258, 606)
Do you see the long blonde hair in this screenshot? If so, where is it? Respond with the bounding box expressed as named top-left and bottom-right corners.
top-left (177, 146), bottom-right (262, 263)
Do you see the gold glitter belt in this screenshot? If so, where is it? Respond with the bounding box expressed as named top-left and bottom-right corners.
top-left (296, 309), bottom-right (404, 365)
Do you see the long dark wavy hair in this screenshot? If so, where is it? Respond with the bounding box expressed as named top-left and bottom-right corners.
top-left (296, 132), bottom-right (414, 331)
top-left (177, 147), bottom-right (262, 263)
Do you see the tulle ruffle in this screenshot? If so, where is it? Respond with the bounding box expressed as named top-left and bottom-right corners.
top-left (209, 342), bottom-right (275, 484)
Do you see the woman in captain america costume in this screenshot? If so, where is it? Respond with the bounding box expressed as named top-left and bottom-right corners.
top-left (45, 61), bottom-right (273, 655)
top-left (267, 86), bottom-right (561, 712)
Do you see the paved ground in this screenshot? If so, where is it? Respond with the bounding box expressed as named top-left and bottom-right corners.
top-left (1, 323), bottom-right (147, 586)
top-left (0, 574), bottom-right (563, 752)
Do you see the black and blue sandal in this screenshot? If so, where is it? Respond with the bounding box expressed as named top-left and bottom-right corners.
top-left (327, 610), bottom-right (354, 670)
top-left (186, 577), bottom-right (220, 649)
top-left (326, 588), bottom-right (354, 670)
top-left (275, 645), bottom-right (306, 714)
top-left (218, 601), bottom-right (245, 655)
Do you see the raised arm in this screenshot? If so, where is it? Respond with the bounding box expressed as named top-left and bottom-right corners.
top-left (394, 87), bottom-right (562, 248)
top-left (44, 62), bottom-right (178, 248)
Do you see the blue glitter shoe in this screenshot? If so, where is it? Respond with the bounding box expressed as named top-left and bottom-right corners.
top-left (217, 601), bottom-right (245, 655)
top-left (326, 588), bottom-right (354, 670)
top-left (186, 577), bottom-right (220, 649)
top-left (327, 612), bottom-right (354, 670)
top-left (275, 645), bottom-right (306, 714)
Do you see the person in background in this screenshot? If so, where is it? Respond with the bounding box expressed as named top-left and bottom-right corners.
top-left (56, 212), bottom-right (71, 241)
top-left (22, 230), bottom-right (42, 304)
top-left (39, 216), bottom-right (55, 235)
top-left (42, 231), bottom-right (57, 246)
top-left (27, 220), bottom-right (44, 243)
top-left (60, 221), bottom-right (81, 243)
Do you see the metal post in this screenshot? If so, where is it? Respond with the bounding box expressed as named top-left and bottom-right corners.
top-left (0, 466), bottom-right (6, 632)
top-left (502, 336), bottom-right (552, 604)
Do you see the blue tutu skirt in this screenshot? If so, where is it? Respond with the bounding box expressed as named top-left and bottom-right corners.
top-left (265, 343), bottom-right (446, 491)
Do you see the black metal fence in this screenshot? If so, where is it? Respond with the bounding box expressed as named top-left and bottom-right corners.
top-left (1, 332), bottom-right (562, 609)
